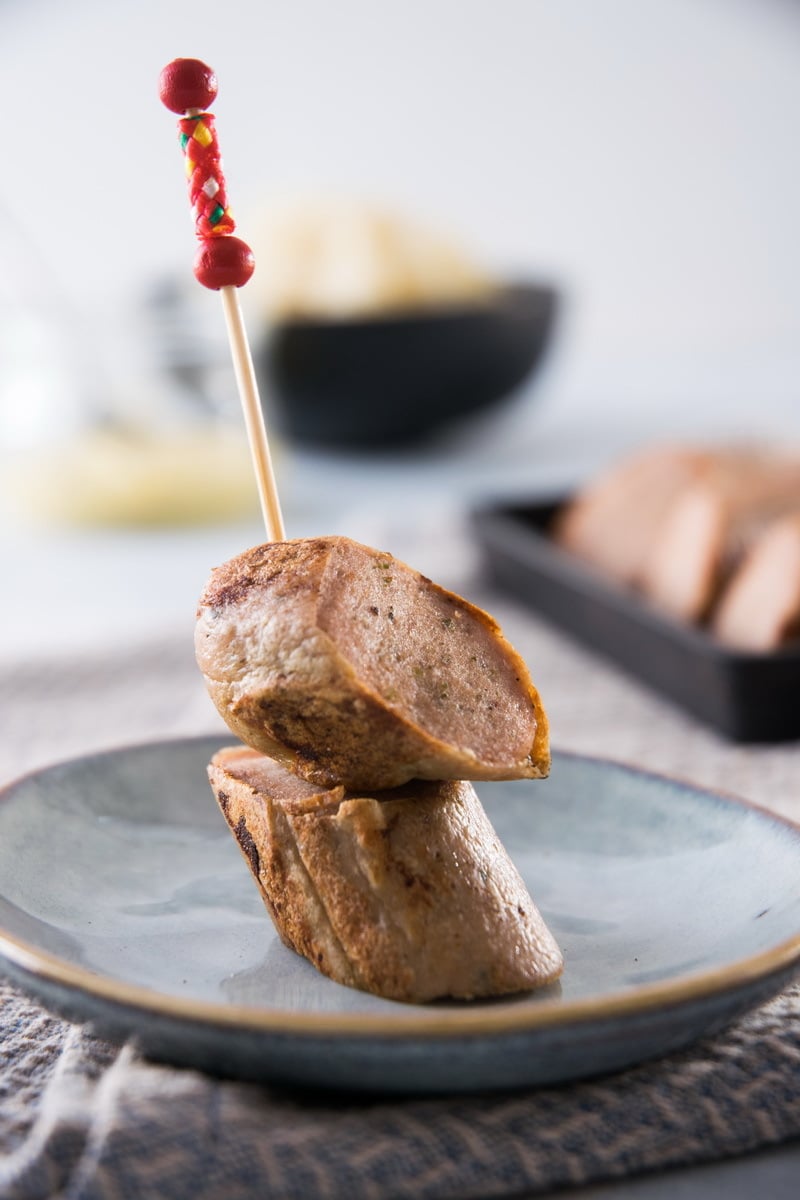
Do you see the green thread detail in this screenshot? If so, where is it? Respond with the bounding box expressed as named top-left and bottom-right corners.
top-left (179, 132), bottom-right (189, 150)
top-left (210, 204), bottom-right (225, 225)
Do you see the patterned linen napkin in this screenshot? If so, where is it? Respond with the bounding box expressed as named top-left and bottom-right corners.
top-left (1, 980), bottom-right (799, 1200)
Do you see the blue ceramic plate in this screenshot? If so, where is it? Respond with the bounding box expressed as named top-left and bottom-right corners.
top-left (1, 736), bottom-right (799, 1094)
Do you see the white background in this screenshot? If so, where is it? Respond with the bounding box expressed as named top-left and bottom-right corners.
top-left (1, 0), bottom-right (799, 432)
top-left (2, 0), bottom-right (800, 658)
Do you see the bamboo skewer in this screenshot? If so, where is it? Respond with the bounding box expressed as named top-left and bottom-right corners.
top-left (159, 57), bottom-right (285, 542)
top-left (220, 285), bottom-right (285, 541)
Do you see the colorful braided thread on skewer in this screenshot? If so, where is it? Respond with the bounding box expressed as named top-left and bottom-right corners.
top-left (159, 57), bottom-right (254, 290)
top-left (178, 112), bottom-right (236, 238)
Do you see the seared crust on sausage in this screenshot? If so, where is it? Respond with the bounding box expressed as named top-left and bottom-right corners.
top-left (196, 536), bottom-right (549, 790)
top-left (209, 745), bottom-right (564, 1002)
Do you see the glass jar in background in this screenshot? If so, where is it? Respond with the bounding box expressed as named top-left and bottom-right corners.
top-left (0, 201), bottom-right (260, 530)
top-left (0, 199), bottom-right (89, 458)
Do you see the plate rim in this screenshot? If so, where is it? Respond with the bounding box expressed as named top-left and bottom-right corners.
top-left (2, 735), bottom-right (800, 1041)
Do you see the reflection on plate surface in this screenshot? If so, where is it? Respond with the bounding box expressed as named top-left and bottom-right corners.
top-left (1, 737), bottom-right (799, 1093)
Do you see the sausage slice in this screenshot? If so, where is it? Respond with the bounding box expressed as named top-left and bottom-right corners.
top-left (196, 536), bottom-right (549, 790)
top-left (553, 446), bottom-right (709, 585)
top-left (209, 745), bottom-right (564, 1003)
top-left (640, 453), bottom-right (800, 622)
top-left (712, 514), bottom-right (800, 650)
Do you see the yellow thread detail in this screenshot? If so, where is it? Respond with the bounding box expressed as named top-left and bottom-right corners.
top-left (192, 121), bottom-right (214, 148)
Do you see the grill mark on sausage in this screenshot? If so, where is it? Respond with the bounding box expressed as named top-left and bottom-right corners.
top-left (201, 538), bottom-right (336, 609)
top-left (235, 816), bottom-right (261, 876)
top-left (207, 568), bottom-right (284, 609)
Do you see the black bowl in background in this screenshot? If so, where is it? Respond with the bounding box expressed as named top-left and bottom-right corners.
top-left (257, 282), bottom-right (557, 449)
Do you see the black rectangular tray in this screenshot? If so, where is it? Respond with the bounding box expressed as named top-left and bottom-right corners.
top-left (471, 498), bottom-right (800, 743)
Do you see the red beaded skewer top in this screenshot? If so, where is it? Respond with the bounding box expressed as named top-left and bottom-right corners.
top-left (158, 57), bottom-right (254, 291)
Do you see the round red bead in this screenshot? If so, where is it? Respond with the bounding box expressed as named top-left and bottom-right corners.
top-left (159, 58), bottom-right (218, 113)
top-left (193, 236), bottom-right (255, 290)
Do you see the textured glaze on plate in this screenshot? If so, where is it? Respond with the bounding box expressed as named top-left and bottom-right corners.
top-left (1, 737), bottom-right (799, 1093)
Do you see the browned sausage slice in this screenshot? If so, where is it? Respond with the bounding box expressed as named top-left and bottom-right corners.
top-left (208, 745), bottom-right (564, 1002)
top-left (196, 536), bottom-right (549, 790)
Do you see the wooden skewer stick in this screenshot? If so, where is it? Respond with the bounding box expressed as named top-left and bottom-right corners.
top-left (219, 284), bottom-right (285, 540)
top-left (159, 56), bottom-right (285, 542)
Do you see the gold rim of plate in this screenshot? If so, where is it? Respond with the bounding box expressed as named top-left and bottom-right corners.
top-left (2, 928), bottom-right (799, 1040)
